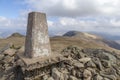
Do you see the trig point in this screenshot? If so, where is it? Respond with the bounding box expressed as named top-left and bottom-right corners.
top-left (15, 12), bottom-right (65, 80)
top-left (25, 12), bottom-right (51, 58)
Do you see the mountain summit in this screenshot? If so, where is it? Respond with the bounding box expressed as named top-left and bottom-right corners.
top-left (63, 31), bottom-right (102, 39)
top-left (63, 31), bottom-right (120, 50)
top-left (8, 33), bottom-right (24, 38)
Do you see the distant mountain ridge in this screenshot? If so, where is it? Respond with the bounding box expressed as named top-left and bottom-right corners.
top-left (0, 31), bottom-right (120, 53)
top-left (63, 31), bottom-right (120, 50)
top-left (63, 31), bottom-right (102, 39)
top-left (8, 33), bottom-right (25, 38)
top-left (0, 29), bottom-right (26, 38)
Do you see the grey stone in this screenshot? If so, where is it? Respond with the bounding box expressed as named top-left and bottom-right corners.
top-left (69, 76), bottom-right (78, 80)
top-left (78, 52), bottom-right (88, 58)
top-left (0, 55), bottom-right (4, 60)
top-left (4, 49), bottom-right (16, 56)
top-left (83, 69), bottom-right (92, 80)
top-left (101, 60), bottom-right (110, 68)
top-left (85, 60), bottom-right (96, 68)
top-left (100, 74), bottom-right (117, 80)
top-left (17, 46), bottom-right (24, 53)
top-left (103, 78), bottom-right (110, 80)
top-left (79, 57), bottom-right (91, 64)
top-left (93, 74), bottom-right (103, 80)
top-left (47, 77), bottom-right (54, 80)
top-left (3, 55), bottom-right (13, 63)
top-left (25, 12), bottom-right (51, 58)
top-left (76, 71), bottom-right (82, 78)
top-left (43, 75), bottom-right (49, 80)
top-left (73, 60), bottom-right (84, 68)
top-left (87, 68), bottom-right (97, 75)
top-left (92, 58), bottom-right (103, 71)
top-left (63, 73), bottom-right (69, 80)
top-left (71, 69), bottom-right (76, 76)
top-left (52, 68), bottom-right (64, 80)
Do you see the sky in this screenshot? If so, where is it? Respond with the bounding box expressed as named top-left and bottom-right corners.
top-left (0, 0), bottom-right (120, 36)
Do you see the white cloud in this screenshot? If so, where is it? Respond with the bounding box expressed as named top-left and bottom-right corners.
top-left (0, 15), bottom-right (26, 29)
top-left (21, 0), bottom-right (120, 36)
top-left (48, 17), bottom-right (120, 36)
top-left (1, 0), bottom-right (120, 36)
top-left (24, 0), bottom-right (120, 17)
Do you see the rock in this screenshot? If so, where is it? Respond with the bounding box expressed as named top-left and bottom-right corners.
top-left (0, 55), bottom-right (4, 61)
top-left (16, 59), bottom-right (25, 67)
top-left (100, 74), bottom-right (117, 80)
top-left (103, 78), bottom-right (110, 80)
top-left (78, 52), bottom-right (88, 58)
top-left (101, 60), bottom-right (110, 68)
top-left (47, 77), bottom-right (54, 80)
top-left (0, 45), bottom-right (119, 80)
top-left (87, 68), bottom-right (97, 76)
top-left (71, 69), bottom-right (76, 76)
top-left (60, 68), bottom-right (69, 80)
top-left (52, 68), bottom-right (64, 80)
top-left (4, 49), bottom-right (16, 56)
top-left (93, 74), bottom-right (103, 80)
top-left (43, 75), bottom-right (49, 80)
top-left (17, 46), bottom-right (24, 53)
top-left (79, 58), bottom-right (91, 64)
top-left (83, 69), bottom-right (92, 80)
top-left (73, 60), bottom-right (84, 68)
top-left (85, 60), bottom-right (96, 68)
top-left (92, 58), bottom-right (103, 71)
top-left (63, 73), bottom-right (69, 80)
top-left (69, 76), bottom-right (78, 80)
top-left (76, 71), bottom-right (82, 78)
top-left (3, 55), bottom-right (13, 63)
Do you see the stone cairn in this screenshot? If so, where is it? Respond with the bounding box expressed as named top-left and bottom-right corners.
top-left (15, 12), bottom-right (66, 80)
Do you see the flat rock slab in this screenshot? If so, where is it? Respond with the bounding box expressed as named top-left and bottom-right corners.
top-left (17, 52), bottom-right (66, 70)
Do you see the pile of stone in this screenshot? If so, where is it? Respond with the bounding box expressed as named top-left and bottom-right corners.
top-left (0, 44), bottom-right (19, 80)
top-left (42, 46), bottom-right (120, 80)
top-left (0, 45), bottom-right (120, 80)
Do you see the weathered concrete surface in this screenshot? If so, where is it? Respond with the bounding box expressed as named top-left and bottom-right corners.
top-left (25, 12), bottom-right (51, 58)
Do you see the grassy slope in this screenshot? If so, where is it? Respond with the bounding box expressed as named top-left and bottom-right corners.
top-left (0, 36), bottom-right (119, 53)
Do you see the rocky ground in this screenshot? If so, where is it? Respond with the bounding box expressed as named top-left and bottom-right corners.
top-left (0, 44), bottom-right (120, 80)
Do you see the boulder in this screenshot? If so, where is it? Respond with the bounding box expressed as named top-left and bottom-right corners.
top-left (85, 60), bottom-right (96, 68)
top-left (83, 69), bottom-right (92, 80)
top-left (71, 69), bottom-right (76, 76)
top-left (47, 77), bottom-right (54, 80)
top-left (92, 58), bottom-right (103, 71)
top-left (69, 76), bottom-right (78, 80)
top-left (52, 68), bottom-right (64, 80)
top-left (3, 55), bottom-right (13, 63)
top-left (0, 55), bottom-right (4, 61)
top-left (4, 49), bottom-right (16, 56)
top-left (73, 60), bottom-right (84, 68)
top-left (79, 58), bottom-right (91, 64)
top-left (93, 74), bottom-right (103, 80)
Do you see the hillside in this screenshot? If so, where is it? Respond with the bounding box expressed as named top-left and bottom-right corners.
top-left (0, 31), bottom-right (119, 54)
top-left (0, 33), bottom-right (25, 49)
top-left (62, 31), bottom-right (120, 51)
top-left (63, 31), bottom-right (102, 39)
